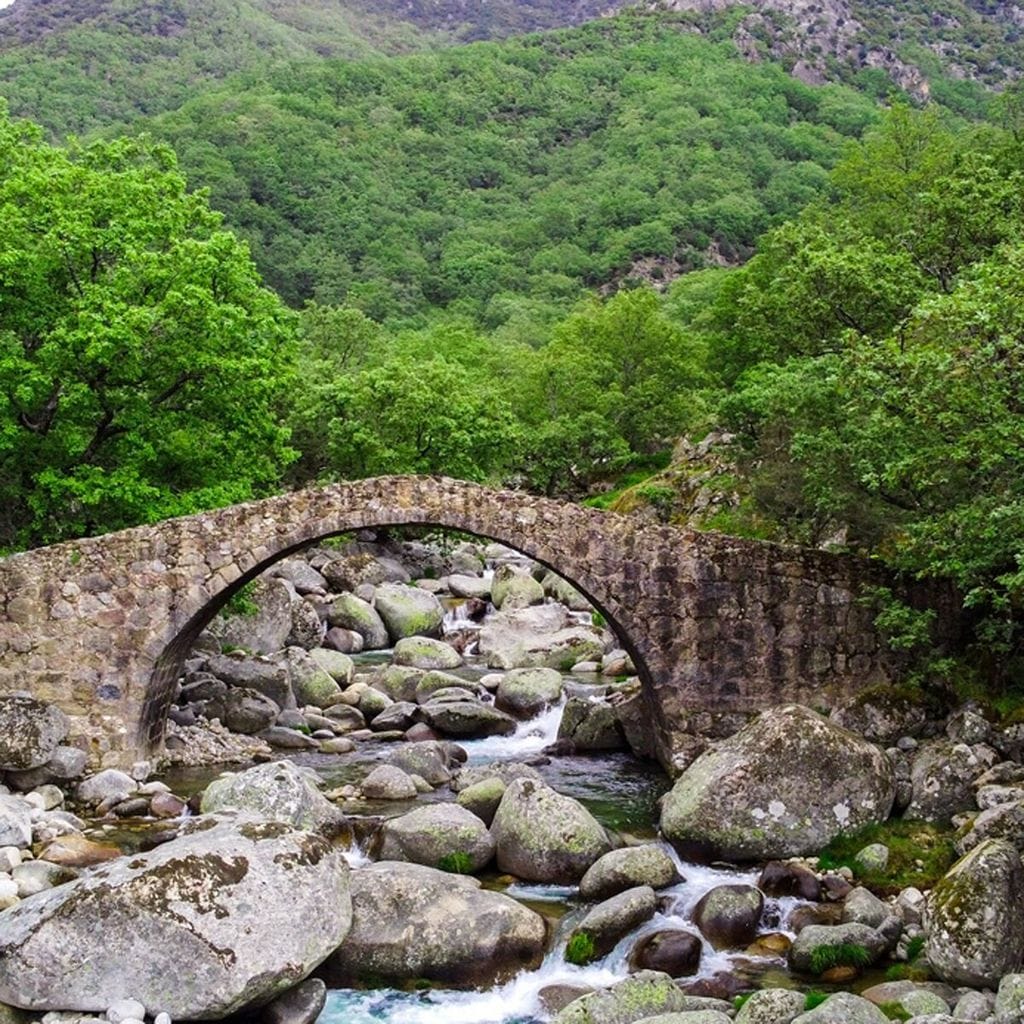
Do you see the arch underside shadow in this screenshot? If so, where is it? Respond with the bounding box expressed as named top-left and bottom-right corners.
top-left (141, 516), bottom-right (656, 754)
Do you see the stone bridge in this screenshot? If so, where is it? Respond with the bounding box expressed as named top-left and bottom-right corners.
top-left (0, 476), bottom-right (953, 769)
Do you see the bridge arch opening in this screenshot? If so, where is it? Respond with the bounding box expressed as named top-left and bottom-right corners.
top-left (141, 517), bottom-right (656, 757)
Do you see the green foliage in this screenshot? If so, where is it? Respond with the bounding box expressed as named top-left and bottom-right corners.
top-left (0, 104), bottom-right (297, 550)
top-left (817, 820), bottom-right (956, 894)
top-left (437, 851), bottom-right (474, 874)
top-left (878, 1003), bottom-right (912, 1022)
top-left (808, 942), bottom-right (872, 975)
top-left (565, 931), bottom-right (596, 966)
top-left (591, 611), bottom-right (607, 629)
top-left (224, 582), bottom-right (261, 619)
top-left (803, 992), bottom-right (829, 1010)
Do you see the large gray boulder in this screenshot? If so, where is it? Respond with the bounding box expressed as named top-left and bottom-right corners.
top-left (491, 564), bottom-right (545, 610)
top-left (905, 740), bottom-right (993, 825)
top-left (421, 699), bottom-right (517, 738)
top-left (378, 804), bottom-right (495, 871)
top-left (200, 761), bottom-right (344, 834)
top-left (791, 993), bottom-right (888, 1023)
top-left (0, 697), bottom-right (70, 771)
top-left (491, 777), bottom-right (612, 883)
top-left (553, 971), bottom-right (727, 1024)
top-left (734, 988), bottom-right (807, 1024)
top-left (326, 593), bottom-right (389, 650)
top-left (579, 845), bottom-right (681, 901)
top-left (392, 636), bottom-right (462, 670)
top-left (478, 604), bottom-right (605, 671)
top-left (220, 687), bottom-right (279, 735)
top-left (925, 838), bottom-right (1024, 986)
top-left (0, 818), bottom-right (351, 1019)
top-left (829, 688), bottom-right (929, 745)
top-left (207, 654), bottom-right (294, 708)
top-left (324, 861), bottom-right (545, 986)
top-left (660, 704), bottom-right (895, 860)
top-left (209, 577), bottom-right (293, 655)
top-left (495, 667), bottom-right (563, 719)
top-left (373, 583), bottom-right (444, 642)
top-left (280, 647), bottom-right (343, 709)
top-left (570, 886), bottom-right (658, 960)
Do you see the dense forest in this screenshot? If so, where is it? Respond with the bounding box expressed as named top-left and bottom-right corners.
top-left (0, 2), bottom-right (1021, 675)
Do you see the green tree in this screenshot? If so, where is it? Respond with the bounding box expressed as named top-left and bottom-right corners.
top-left (0, 107), bottom-right (297, 549)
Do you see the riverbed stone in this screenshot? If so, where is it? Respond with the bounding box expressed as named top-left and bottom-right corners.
top-left (370, 701), bottom-right (418, 732)
top-left (842, 886), bottom-right (891, 928)
top-left (413, 670), bottom-right (469, 703)
top-left (952, 990), bottom-right (994, 1020)
top-left (925, 839), bottom-right (1024, 987)
top-left (379, 803), bottom-right (495, 871)
top-left (280, 647), bottom-right (342, 709)
top-left (660, 704), bottom-right (896, 860)
top-left (447, 574), bottom-right (491, 600)
top-left (558, 697), bottom-right (626, 751)
top-left (579, 845), bottom-right (681, 901)
top-left (75, 769), bottom-right (136, 806)
top-left (693, 884), bottom-right (765, 949)
top-left (326, 593), bottom-right (389, 650)
top-left (0, 818), bottom-right (351, 1020)
top-left (371, 665), bottom-right (423, 703)
top-left (286, 595), bottom-right (325, 650)
top-left (200, 760), bottom-right (344, 834)
top-left (630, 930), bottom-right (702, 977)
top-left (39, 834), bottom-right (120, 867)
top-left (571, 886), bottom-right (657, 961)
top-left (361, 764), bottom-right (417, 800)
top-left (262, 978), bottom-right (326, 1024)
top-left (220, 687), bottom-right (278, 735)
top-left (210, 577), bottom-right (293, 654)
top-left (905, 740), bottom-right (993, 825)
top-left (495, 667), bottom-right (564, 719)
top-left (0, 798), bottom-right (31, 849)
top-left (374, 583), bottom-right (444, 642)
top-left (791, 992), bottom-right (888, 1023)
top-left (421, 699), bottom-right (517, 738)
top-left (393, 636), bottom-right (463, 670)
top-left (0, 697), bottom-right (69, 771)
top-left (757, 861), bottom-right (821, 901)
top-left (553, 971), bottom-right (720, 1024)
top-left (308, 648), bottom-right (355, 686)
top-left (456, 777), bottom-right (506, 825)
top-left (995, 973), bottom-right (1024, 1019)
top-left (954, 795), bottom-right (1024, 855)
top-left (734, 988), bottom-right (807, 1024)
top-left (491, 565), bottom-right (545, 610)
top-left (829, 687), bottom-right (930, 745)
top-left (324, 861), bottom-right (545, 986)
top-left (386, 741), bottom-right (452, 786)
top-left (491, 777), bottom-right (612, 883)
top-left (207, 654), bottom-right (293, 708)
top-left (788, 921), bottom-right (890, 973)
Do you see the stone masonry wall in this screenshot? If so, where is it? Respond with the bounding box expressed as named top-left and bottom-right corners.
top-left (0, 476), bottom-right (956, 768)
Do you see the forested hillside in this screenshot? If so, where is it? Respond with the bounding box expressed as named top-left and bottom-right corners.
top-left (148, 16), bottom-right (878, 317)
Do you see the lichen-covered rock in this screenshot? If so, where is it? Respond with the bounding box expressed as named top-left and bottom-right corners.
top-left (491, 777), bottom-right (612, 883)
top-left (421, 699), bottom-right (517, 738)
top-left (693, 884), bottom-right (764, 949)
top-left (286, 595), bottom-right (325, 651)
top-left (280, 647), bottom-right (343, 709)
top-left (456, 777), bottom-right (507, 825)
top-left (373, 583), bottom-right (444, 642)
top-left (209, 577), bottom-right (295, 654)
top-left (379, 804), bottom-right (495, 871)
top-left (323, 861), bottom-right (545, 986)
top-left (308, 648), bottom-right (355, 686)
top-left (495, 667), bottom-right (563, 719)
top-left (360, 764), bottom-right (417, 800)
top-left (392, 636), bottom-right (462, 670)
top-left (955, 795), bottom-right (1024, 855)
top-left (559, 697), bottom-right (626, 751)
top-left (0, 797), bottom-right (32, 849)
top-left (491, 565), bottom-right (545, 610)
top-left (579, 845), bottom-right (681, 901)
top-left (207, 654), bottom-right (293, 709)
top-left (0, 818), bottom-right (351, 1020)
top-left (788, 922), bottom-right (889, 974)
top-left (995, 973), bottom-right (1024, 1019)
top-left (842, 887), bottom-right (891, 928)
top-left (326, 593), bottom-right (389, 650)
top-left (200, 760), bottom-right (344, 834)
top-left (734, 988), bottom-right (807, 1024)
top-left (791, 992), bottom-right (888, 1023)
top-left (553, 971), bottom-right (720, 1024)
top-left (0, 697), bottom-right (70, 771)
top-left (570, 886), bottom-right (657, 960)
top-left (925, 838), bottom-right (1024, 987)
top-left (478, 605), bottom-right (605, 671)
top-left (905, 740), bottom-right (994, 825)
top-left (829, 687), bottom-right (930, 745)
top-left (660, 705), bottom-right (895, 860)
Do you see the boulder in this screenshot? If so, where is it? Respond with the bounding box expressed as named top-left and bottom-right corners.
top-left (495, 667), bottom-right (563, 719)
top-left (757, 861), bottom-right (821, 901)
top-left (996, 974), bottom-right (1024, 1020)
top-left (579, 845), bottom-right (681, 901)
top-left (842, 887), bottom-right (891, 928)
top-left (75, 769), bottom-right (136, 807)
top-left (271, 559), bottom-right (328, 595)
top-left (392, 636), bottom-right (462, 670)
top-left (0, 698), bottom-right (69, 771)
top-left (905, 740), bottom-right (993, 825)
top-left (421, 699), bottom-right (517, 738)
top-left (326, 593), bottom-right (389, 650)
top-left (925, 838), bottom-right (1024, 986)
top-left (414, 670), bottom-right (471, 703)
top-left (323, 627), bottom-right (364, 654)
top-left (478, 605), bottom-right (605, 671)
top-left (541, 571), bottom-right (591, 611)
top-left (207, 654), bottom-right (293, 709)
top-left (570, 886), bottom-right (657, 960)
top-left (280, 647), bottom-right (342, 709)
top-left (200, 761), bottom-right (344, 834)
top-left (370, 702), bottom-right (418, 733)
top-left (371, 665), bottom-right (423, 703)
top-left (734, 988), bottom-right (807, 1024)
top-left (693, 884), bottom-right (764, 949)
top-left (491, 777), bottom-right (612, 883)
top-left (385, 742), bottom-right (452, 786)
top-left (0, 819), bottom-right (351, 1020)
top-left (220, 688), bottom-right (278, 735)
top-left (829, 687), bottom-right (930, 745)
top-left (491, 564), bottom-right (545, 610)
top-left (262, 978), bottom-right (326, 1024)
top-left (629, 930), bottom-right (702, 977)
top-left (378, 804), bottom-right (495, 871)
top-left (788, 922), bottom-right (889, 974)
top-left (660, 705), bottom-right (896, 860)
top-left (553, 971), bottom-right (721, 1024)
top-left (373, 584), bottom-right (444, 642)
top-left (955, 795), bottom-right (1024, 855)
top-left (210, 577), bottom-right (295, 654)
top-left (447, 575), bottom-right (491, 600)
top-left (456, 777), bottom-right (507, 825)
top-left (308, 648), bottom-right (355, 686)
top-left (360, 765), bottom-right (417, 801)
top-left (791, 993), bottom-right (888, 1023)
top-left (558, 697), bottom-right (626, 751)
top-left (0, 797), bottom-right (32, 849)
top-left (322, 553), bottom-right (391, 592)
top-left (323, 861), bottom-right (545, 986)
top-left (39, 834), bottom-right (120, 867)
top-left (285, 596), bottom-right (325, 650)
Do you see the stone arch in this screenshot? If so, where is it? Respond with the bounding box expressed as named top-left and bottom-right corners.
top-left (0, 476), bottom-right (952, 769)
